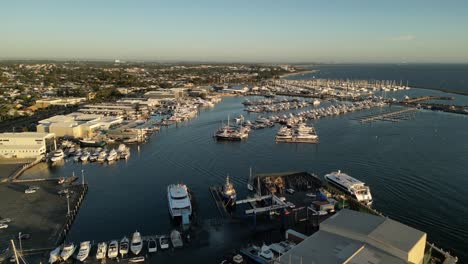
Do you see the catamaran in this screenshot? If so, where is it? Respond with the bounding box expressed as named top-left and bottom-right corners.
top-left (167, 184), bottom-right (192, 220)
top-left (324, 170), bottom-right (373, 206)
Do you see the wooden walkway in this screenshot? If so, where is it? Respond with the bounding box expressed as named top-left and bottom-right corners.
top-left (356, 108), bottom-right (417, 123)
top-left (209, 186), bottom-right (230, 219)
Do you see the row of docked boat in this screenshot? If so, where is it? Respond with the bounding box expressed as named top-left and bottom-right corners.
top-left (244, 99), bottom-right (311, 113)
top-left (71, 144), bottom-right (130, 163)
top-left (275, 123), bottom-right (318, 143)
top-left (167, 105), bottom-right (198, 122)
top-left (246, 99), bottom-right (387, 128)
top-left (264, 78), bottom-right (409, 98)
top-left (214, 116), bottom-right (251, 141)
top-left (49, 230), bottom-right (184, 263)
top-left (49, 143), bottom-right (131, 164)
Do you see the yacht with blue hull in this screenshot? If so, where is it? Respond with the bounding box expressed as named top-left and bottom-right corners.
top-left (222, 175), bottom-right (237, 206)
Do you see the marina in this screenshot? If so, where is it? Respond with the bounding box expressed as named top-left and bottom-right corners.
top-left (0, 87), bottom-right (467, 263)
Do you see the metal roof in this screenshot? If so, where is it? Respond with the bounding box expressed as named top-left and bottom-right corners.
top-left (277, 230), bottom-right (406, 264)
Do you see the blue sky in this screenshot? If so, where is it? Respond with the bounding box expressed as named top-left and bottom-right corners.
top-left (1, 0), bottom-right (467, 63)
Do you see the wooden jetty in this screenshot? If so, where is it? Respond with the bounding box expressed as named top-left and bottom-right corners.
top-left (209, 186), bottom-right (230, 219)
top-left (356, 108), bottom-right (417, 123)
top-left (402, 96), bottom-right (454, 104)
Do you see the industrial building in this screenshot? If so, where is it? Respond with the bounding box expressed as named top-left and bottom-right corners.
top-left (0, 132), bottom-right (56, 159)
top-left (276, 209), bottom-right (427, 264)
top-left (35, 97), bottom-right (86, 108)
top-left (144, 88), bottom-right (187, 99)
top-left (37, 114), bottom-right (123, 138)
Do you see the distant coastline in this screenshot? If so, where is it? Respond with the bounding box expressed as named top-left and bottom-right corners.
top-left (280, 67), bottom-right (468, 97)
top-left (280, 69), bottom-right (318, 78)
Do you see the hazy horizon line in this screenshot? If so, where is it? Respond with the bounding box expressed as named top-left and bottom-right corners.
top-left (1, 57), bottom-right (467, 65)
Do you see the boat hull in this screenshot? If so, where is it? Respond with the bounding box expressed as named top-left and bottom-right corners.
top-left (79, 140), bottom-right (107, 148)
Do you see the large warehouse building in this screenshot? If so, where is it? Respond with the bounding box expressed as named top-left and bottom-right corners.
top-left (0, 132), bottom-right (56, 159)
top-left (276, 209), bottom-right (427, 264)
top-left (37, 113), bottom-right (123, 138)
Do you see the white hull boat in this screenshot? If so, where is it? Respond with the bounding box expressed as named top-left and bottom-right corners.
top-left (130, 231), bottom-right (143, 255)
top-left (95, 242), bottom-right (107, 260)
top-left (119, 237), bottom-right (129, 257)
top-left (60, 242), bottom-right (76, 261)
top-left (107, 240), bottom-right (119, 259)
top-left (49, 247), bottom-right (61, 263)
top-left (76, 241), bottom-right (91, 262)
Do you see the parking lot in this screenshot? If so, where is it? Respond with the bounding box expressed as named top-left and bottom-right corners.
top-left (0, 180), bottom-right (82, 253)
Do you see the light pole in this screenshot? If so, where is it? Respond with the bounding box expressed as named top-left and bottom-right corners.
top-left (66, 193), bottom-right (71, 217)
top-left (18, 232), bottom-right (22, 252)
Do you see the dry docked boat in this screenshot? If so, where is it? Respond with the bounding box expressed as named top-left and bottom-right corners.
top-left (324, 170), bottom-right (373, 206)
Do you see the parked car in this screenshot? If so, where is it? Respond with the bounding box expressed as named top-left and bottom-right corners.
top-left (0, 224), bottom-right (8, 229)
top-left (25, 186), bottom-right (40, 194)
top-left (58, 189), bottom-right (74, 195)
top-left (286, 188), bottom-right (295, 194)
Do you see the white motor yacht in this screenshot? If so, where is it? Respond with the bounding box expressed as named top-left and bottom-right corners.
top-left (80, 152), bottom-right (90, 162)
top-left (167, 184), bottom-right (192, 219)
top-left (96, 242), bottom-right (107, 260)
top-left (119, 237), bottom-right (129, 257)
top-left (130, 231), bottom-right (143, 255)
top-left (50, 150), bottom-right (65, 162)
top-left (60, 242), bottom-right (76, 261)
top-left (48, 247), bottom-right (61, 263)
top-left (97, 151), bottom-right (107, 162)
top-left (107, 240), bottom-right (119, 259)
top-left (106, 149), bottom-right (118, 162)
top-left (76, 241), bottom-right (91, 262)
top-left (325, 170), bottom-right (373, 206)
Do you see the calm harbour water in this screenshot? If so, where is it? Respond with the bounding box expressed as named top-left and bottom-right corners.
top-left (293, 63), bottom-right (468, 94)
top-left (22, 65), bottom-right (468, 262)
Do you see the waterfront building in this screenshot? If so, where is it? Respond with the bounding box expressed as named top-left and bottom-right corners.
top-left (116, 98), bottom-right (160, 108)
top-left (0, 132), bottom-right (56, 159)
top-left (276, 209), bottom-right (426, 264)
top-left (144, 88), bottom-right (187, 99)
top-left (35, 97), bottom-right (86, 108)
top-left (37, 114), bottom-right (123, 138)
